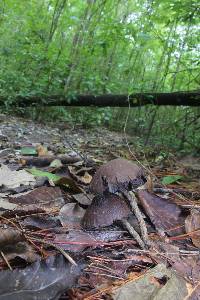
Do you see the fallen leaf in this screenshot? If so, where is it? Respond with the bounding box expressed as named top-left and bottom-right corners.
top-left (79, 171), bottom-right (92, 184)
top-left (26, 167), bottom-right (61, 182)
top-left (113, 264), bottom-right (188, 300)
top-left (0, 228), bottom-right (38, 263)
top-left (72, 193), bottom-right (93, 206)
top-left (68, 166), bottom-right (92, 184)
top-left (0, 197), bottom-right (18, 210)
top-left (56, 177), bottom-right (83, 193)
top-left (54, 231), bottom-right (99, 252)
top-left (8, 186), bottom-right (65, 209)
top-left (20, 146), bottom-right (37, 156)
top-left (1, 242), bottom-right (39, 264)
top-left (49, 159), bottom-right (63, 168)
top-left (185, 209), bottom-right (200, 247)
top-left (36, 144), bottom-right (49, 156)
top-left (0, 164), bottom-right (36, 191)
top-left (27, 168), bottom-right (82, 192)
top-left (0, 228), bottom-right (24, 247)
top-left (161, 175), bottom-right (183, 185)
top-left (53, 229), bottom-right (125, 252)
top-left (153, 242), bottom-right (200, 285)
top-left (137, 190), bottom-right (184, 236)
top-left (59, 203), bottom-right (85, 229)
top-left (0, 255), bottom-right (81, 300)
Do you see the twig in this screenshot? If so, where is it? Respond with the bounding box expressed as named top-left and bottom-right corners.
top-left (88, 248), bottom-right (200, 258)
top-left (122, 190), bottom-right (150, 248)
top-left (183, 280), bottom-right (200, 300)
top-left (153, 187), bottom-right (200, 200)
top-left (84, 271), bottom-right (124, 280)
top-left (28, 236), bottom-right (77, 266)
top-left (121, 219), bottom-right (146, 249)
top-left (64, 135), bottom-right (88, 164)
top-left (86, 263), bottom-right (122, 277)
top-left (0, 251), bottom-right (12, 270)
top-left (0, 216), bottom-right (77, 265)
top-left (0, 215), bottom-right (22, 231)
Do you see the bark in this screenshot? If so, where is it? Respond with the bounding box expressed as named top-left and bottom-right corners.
top-left (1, 91), bottom-right (199, 107)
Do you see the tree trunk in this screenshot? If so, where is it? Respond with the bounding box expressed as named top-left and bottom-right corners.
top-left (2, 91), bottom-right (199, 107)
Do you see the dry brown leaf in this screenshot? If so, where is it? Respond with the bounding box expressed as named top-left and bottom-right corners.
top-left (185, 209), bottom-right (200, 247)
top-left (36, 144), bottom-right (49, 156)
top-left (137, 190), bottom-right (184, 236)
top-left (0, 164), bottom-right (36, 190)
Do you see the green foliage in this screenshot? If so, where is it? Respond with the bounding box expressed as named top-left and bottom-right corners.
top-left (0, 0), bottom-right (199, 153)
top-left (108, 106), bottom-right (200, 154)
top-left (27, 168), bottom-right (61, 182)
top-left (21, 147), bottom-right (37, 156)
top-left (161, 175), bottom-right (183, 185)
top-left (67, 108), bottom-right (113, 127)
top-left (0, 0), bottom-right (199, 98)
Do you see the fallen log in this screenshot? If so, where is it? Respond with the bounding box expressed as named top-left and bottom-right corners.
top-left (1, 91), bottom-right (200, 107)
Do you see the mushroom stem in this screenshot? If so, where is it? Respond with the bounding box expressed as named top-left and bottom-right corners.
top-left (122, 190), bottom-right (150, 247)
top-left (121, 219), bottom-right (146, 249)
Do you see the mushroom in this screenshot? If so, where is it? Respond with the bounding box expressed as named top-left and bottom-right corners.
top-left (82, 193), bottom-right (146, 249)
top-left (89, 158), bottom-right (150, 247)
top-left (82, 193), bottom-right (130, 228)
top-left (90, 158), bottom-right (146, 194)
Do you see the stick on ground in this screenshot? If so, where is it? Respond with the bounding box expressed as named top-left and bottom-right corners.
top-left (122, 190), bottom-right (150, 248)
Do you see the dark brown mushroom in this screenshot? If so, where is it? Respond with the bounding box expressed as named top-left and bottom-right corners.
top-left (89, 158), bottom-right (150, 248)
top-left (82, 193), bottom-right (146, 249)
top-left (90, 158), bottom-right (146, 194)
top-left (82, 193), bottom-right (131, 229)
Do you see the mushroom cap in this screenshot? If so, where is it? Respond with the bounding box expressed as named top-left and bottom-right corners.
top-left (90, 158), bottom-right (146, 194)
top-left (82, 193), bottom-right (131, 229)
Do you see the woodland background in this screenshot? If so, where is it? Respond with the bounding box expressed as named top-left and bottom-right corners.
top-left (0, 0), bottom-right (199, 154)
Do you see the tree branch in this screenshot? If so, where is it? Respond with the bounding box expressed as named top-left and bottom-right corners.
top-left (1, 91), bottom-right (199, 107)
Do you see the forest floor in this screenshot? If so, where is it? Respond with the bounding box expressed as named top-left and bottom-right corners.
top-left (0, 113), bottom-right (200, 186)
top-left (0, 113), bottom-right (200, 299)
top-left (0, 113), bottom-right (133, 162)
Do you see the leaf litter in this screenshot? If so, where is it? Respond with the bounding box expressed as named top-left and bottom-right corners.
top-left (0, 114), bottom-right (200, 299)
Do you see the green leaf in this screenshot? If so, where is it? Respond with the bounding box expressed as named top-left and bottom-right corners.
top-left (161, 175), bottom-right (183, 185)
top-left (27, 168), bottom-right (83, 192)
top-left (50, 159), bottom-right (63, 168)
top-left (27, 168), bottom-right (61, 182)
top-left (21, 147), bottom-right (37, 156)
